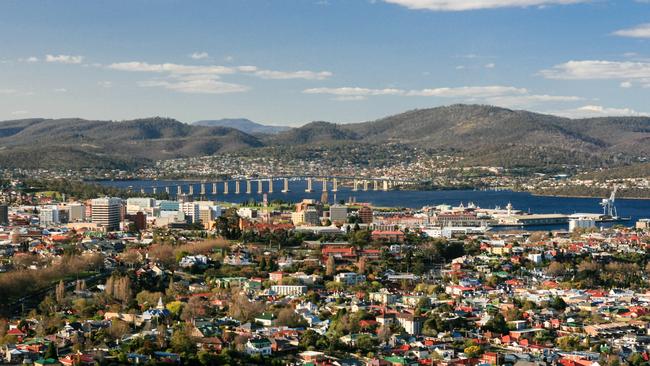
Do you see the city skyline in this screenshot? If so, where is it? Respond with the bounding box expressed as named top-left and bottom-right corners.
top-left (1, 0), bottom-right (650, 125)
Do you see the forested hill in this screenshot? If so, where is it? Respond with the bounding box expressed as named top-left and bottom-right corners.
top-left (264, 104), bottom-right (650, 168)
top-left (0, 117), bottom-right (263, 169)
top-left (1, 105), bottom-right (649, 170)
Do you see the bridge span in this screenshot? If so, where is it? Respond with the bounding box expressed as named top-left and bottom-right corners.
top-left (133, 176), bottom-right (420, 197)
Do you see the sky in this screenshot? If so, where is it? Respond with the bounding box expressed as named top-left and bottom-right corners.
top-left (1, 0), bottom-right (650, 125)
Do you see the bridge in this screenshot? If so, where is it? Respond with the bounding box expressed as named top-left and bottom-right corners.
top-left (131, 176), bottom-right (420, 197)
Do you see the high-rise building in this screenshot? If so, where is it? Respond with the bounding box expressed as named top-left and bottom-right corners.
top-left (358, 206), bottom-right (373, 224)
top-left (0, 205), bottom-right (8, 225)
top-left (125, 211), bottom-right (147, 231)
top-left (39, 205), bottom-right (60, 226)
top-left (91, 197), bottom-right (122, 231)
top-left (67, 203), bottom-right (86, 222)
top-left (303, 207), bottom-right (320, 225)
top-left (329, 204), bottom-right (348, 223)
top-left (181, 202), bottom-right (201, 223)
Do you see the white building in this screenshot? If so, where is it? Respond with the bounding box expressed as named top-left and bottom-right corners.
top-left (334, 272), bottom-right (366, 286)
top-left (569, 218), bottom-right (596, 232)
top-left (181, 202), bottom-right (201, 223)
top-left (396, 313), bottom-right (423, 335)
top-left (237, 207), bottom-right (257, 219)
top-left (245, 338), bottom-right (272, 356)
top-left (91, 197), bottom-right (122, 231)
top-left (126, 198), bottom-right (155, 215)
top-left (271, 285), bottom-right (307, 296)
top-left (39, 205), bottom-right (60, 226)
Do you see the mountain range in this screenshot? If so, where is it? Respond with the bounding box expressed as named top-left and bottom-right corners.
top-left (192, 118), bottom-right (290, 135)
top-left (0, 104), bottom-right (648, 171)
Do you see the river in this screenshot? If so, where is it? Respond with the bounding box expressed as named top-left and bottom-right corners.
top-left (96, 179), bottom-right (650, 230)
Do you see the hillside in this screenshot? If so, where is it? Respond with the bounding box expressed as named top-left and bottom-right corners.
top-left (264, 121), bottom-right (361, 145)
top-left (192, 118), bottom-right (290, 134)
top-left (1, 105), bottom-right (649, 171)
top-left (0, 117), bottom-right (262, 169)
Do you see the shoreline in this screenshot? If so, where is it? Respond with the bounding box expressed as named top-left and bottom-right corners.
top-left (529, 192), bottom-right (650, 201)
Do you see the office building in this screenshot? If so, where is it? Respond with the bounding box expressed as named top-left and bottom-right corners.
top-left (358, 206), bottom-right (373, 224)
top-left (39, 205), bottom-right (60, 226)
top-left (181, 202), bottom-right (201, 223)
top-left (303, 207), bottom-right (320, 225)
top-left (91, 197), bottom-right (122, 231)
top-left (329, 204), bottom-right (348, 223)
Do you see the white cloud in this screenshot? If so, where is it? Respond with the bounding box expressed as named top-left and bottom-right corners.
top-left (303, 85), bottom-right (582, 105)
top-left (303, 87), bottom-right (405, 96)
top-left (333, 95), bottom-right (368, 101)
top-left (108, 61), bottom-right (235, 75)
top-left (484, 63), bottom-right (496, 68)
top-left (554, 105), bottom-right (648, 118)
top-left (620, 81), bottom-right (633, 88)
top-left (613, 23), bottom-right (650, 38)
top-left (190, 52), bottom-right (209, 60)
top-left (486, 94), bottom-right (583, 108)
top-left (382, 0), bottom-right (590, 11)
top-left (45, 54), bottom-right (84, 64)
top-left (108, 61), bottom-right (332, 81)
top-left (53, 88), bottom-right (67, 93)
top-left (254, 69), bottom-right (333, 80)
top-left (98, 81), bottom-right (113, 88)
top-left (0, 88), bottom-right (34, 96)
top-left (25, 56), bottom-right (39, 63)
top-left (11, 110), bottom-right (29, 116)
top-left (406, 85), bottom-right (527, 97)
top-left (540, 60), bottom-right (650, 80)
top-left (138, 78), bottom-right (249, 94)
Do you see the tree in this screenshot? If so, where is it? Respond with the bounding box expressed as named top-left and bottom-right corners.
top-left (299, 329), bottom-right (321, 350)
top-left (55, 280), bottom-right (66, 305)
top-left (483, 313), bottom-right (508, 334)
top-left (170, 326), bottom-right (197, 356)
top-left (227, 293), bottom-right (265, 323)
top-left (166, 301), bottom-right (184, 317)
top-left (549, 296), bottom-right (567, 311)
top-left (464, 345), bottom-right (482, 358)
top-left (628, 353), bottom-right (645, 366)
top-left (136, 290), bottom-right (164, 310)
top-left (276, 307), bottom-right (305, 327)
top-left (556, 336), bottom-right (580, 351)
top-left (355, 334), bottom-right (377, 353)
top-left (108, 319), bottom-right (130, 340)
top-left (44, 342), bottom-right (58, 359)
top-left (148, 244), bottom-right (177, 272)
top-left (357, 257), bottom-right (366, 275)
top-left (181, 297), bottom-right (208, 321)
top-left (547, 261), bottom-right (566, 277)
top-left (377, 324), bottom-right (392, 344)
top-left (326, 256), bottom-right (336, 276)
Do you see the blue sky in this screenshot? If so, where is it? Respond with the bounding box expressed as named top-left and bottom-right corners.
top-left (1, 0), bottom-right (649, 125)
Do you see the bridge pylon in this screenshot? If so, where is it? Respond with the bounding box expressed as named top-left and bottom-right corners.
top-left (282, 178), bottom-right (290, 193)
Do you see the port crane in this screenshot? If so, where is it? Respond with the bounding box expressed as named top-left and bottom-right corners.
top-left (600, 186), bottom-right (618, 218)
